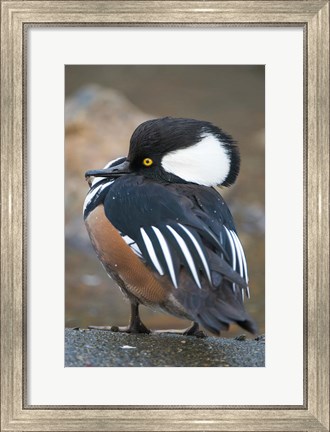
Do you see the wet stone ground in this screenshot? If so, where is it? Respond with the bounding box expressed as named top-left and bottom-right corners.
top-left (65, 328), bottom-right (265, 367)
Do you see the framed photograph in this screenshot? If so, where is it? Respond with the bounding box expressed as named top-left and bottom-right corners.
top-left (1, 1), bottom-right (329, 431)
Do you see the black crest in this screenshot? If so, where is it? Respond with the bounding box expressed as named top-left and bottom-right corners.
top-left (128, 117), bottom-right (240, 187)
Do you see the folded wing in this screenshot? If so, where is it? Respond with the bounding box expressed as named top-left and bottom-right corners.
top-left (103, 176), bottom-right (256, 334)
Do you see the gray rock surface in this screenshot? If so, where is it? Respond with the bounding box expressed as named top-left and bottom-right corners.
top-left (65, 328), bottom-right (265, 367)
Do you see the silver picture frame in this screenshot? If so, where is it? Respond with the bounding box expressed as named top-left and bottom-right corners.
top-left (1, 1), bottom-right (329, 431)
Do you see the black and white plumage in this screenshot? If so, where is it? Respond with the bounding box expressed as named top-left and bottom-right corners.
top-left (84, 117), bottom-right (256, 335)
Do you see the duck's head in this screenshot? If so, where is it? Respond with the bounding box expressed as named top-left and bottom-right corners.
top-left (85, 117), bottom-right (240, 187)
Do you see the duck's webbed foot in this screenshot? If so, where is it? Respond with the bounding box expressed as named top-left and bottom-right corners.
top-left (153, 321), bottom-right (206, 338)
top-left (109, 320), bottom-right (150, 334)
top-left (88, 302), bottom-right (150, 334)
top-left (182, 321), bottom-right (206, 338)
top-left (87, 324), bottom-right (150, 334)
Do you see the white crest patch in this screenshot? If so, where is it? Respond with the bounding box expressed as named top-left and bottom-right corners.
top-left (161, 133), bottom-right (231, 186)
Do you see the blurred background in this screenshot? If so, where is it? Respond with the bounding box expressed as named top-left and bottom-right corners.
top-left (65, 65), bottom-right (265, 337)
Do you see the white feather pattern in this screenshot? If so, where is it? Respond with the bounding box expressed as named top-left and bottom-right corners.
top-left (130, 243), bottom-right (143, 258)
top-left (229, 230), bottom-right (244, 278)
top-left (166, 225), bottom-right (201, 289)
top-left (224, 226), bottom-right (236, 271)
top-left (83, 181), bottom-right (114, 213)
top-left (121, 235), bottom-right (143, 258)
top-left (229, 230), bottom-right (248, 302)
top-left (106, 157), bottom-right (125, 168)
top-left (90, 158), bottom-right (123, 187)
top-left (122, 234), bottom-right (134, 244)
top-left (91, 176), bottom-right (106, 187)
top-left (151, 226), bottom-right (178, 288)
top-left (224, 226), bottom-right (237, 293)
top-left (231, 231), bottom-right (250, 299)
top-left (231, 230), bottom-right (249, 282)
top-left (140, 228), bottom-right (164, 276)
top-left (161, 133), bottom-right (230, 186)
top-left (178, 224), bottom-right (211, 283)
top-left (231, 231), bottom-right (249, 283)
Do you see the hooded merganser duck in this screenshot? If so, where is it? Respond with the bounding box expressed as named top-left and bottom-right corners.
top-left (83, 117), bottom-right (257, 336)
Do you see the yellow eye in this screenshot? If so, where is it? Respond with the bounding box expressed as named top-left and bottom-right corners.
top-left (143, 158), bottom-right (153, 167)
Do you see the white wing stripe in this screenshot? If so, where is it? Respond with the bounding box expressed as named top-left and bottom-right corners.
top-left (166, 225), bottom-right (201, 289)
top-left (91, 176), bottom-right (106, 187)
top-left (104, 157), bottom-right (125, 169)
top-left (140, 228), bottom-right (164, 276)
top-left (231, 230), bottom-right (249, 283)
top-left (130, 243), bottom-right (143, 258)
top-left (83, 181), bottom-right (113, 212)
top-left (122, 234), bottom-right (134, 244)
top-left (178, 224), bottom-right (211, 283)
top-left (151, 226), bottom-right (178, 288)
top-left (224, 226), bottom-right (236, 271)
top-left (229, 230), bottom-right (244, 278)
top-left (224, 226), bottom-right (238, 293)
top-left (121, 235), bottom-right (143, 258)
